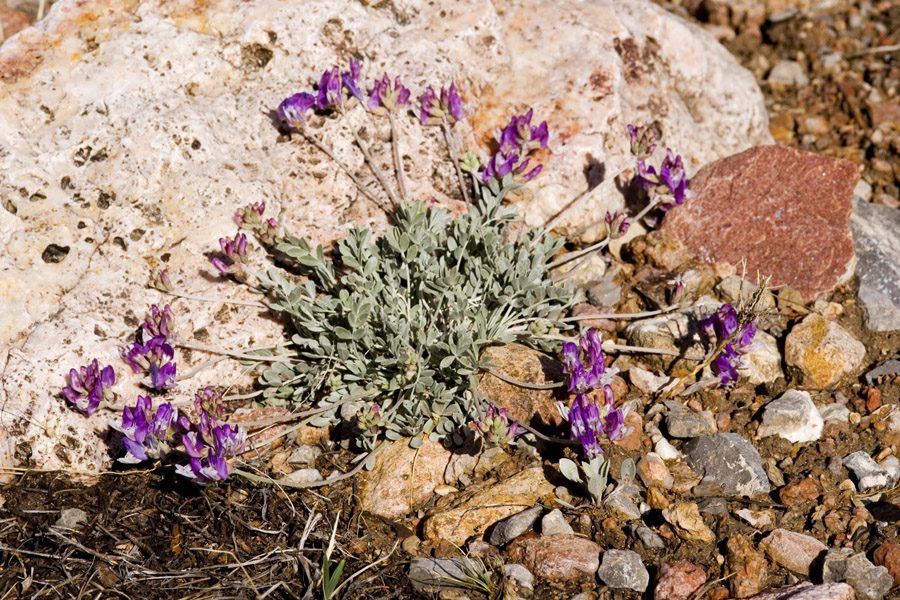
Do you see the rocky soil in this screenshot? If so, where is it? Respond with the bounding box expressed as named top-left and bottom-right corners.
top-left (3, 0), bottom-right (900, 599)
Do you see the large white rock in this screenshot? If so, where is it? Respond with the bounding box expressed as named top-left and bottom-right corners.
top-left (0, 0), bottom-right (771, 475)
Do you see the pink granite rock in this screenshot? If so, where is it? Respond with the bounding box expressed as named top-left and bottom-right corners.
top-left (654, 561), bottom-right (708, 600)
top-left (743, 582), bottom-right (854, 600)
top-left (661, 145), bottom-right (858, 301)
top-left (508, 535), bottom-right (600, 580)
top-left (758, 529), bottom-right (828, 576)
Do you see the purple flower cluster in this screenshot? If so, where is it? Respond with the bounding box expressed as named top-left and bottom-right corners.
top-left (110, 388), bottom-right (246, 482)
top-left (142, 303), bottom-right (174, 342)
top-left (62, 359), bottom-right (116, 416)
top-left (357, 402), bottom-right (383, 435)
top-left (480, 108), bottom-right (548, 184)
top-left (628, 124), bottom-right (695, 212)
top-left (176, 389), bottom-right (246, 481)
top-left (419, 82), bottom-right (466, 125)
top-left (368, 74), bottom-right (411, 114)
top-left (471, 403), bottom-right (519, 446)
top-left (235, 202), bottom-right (280, 245)
top-left (562, 330), bottom-right (626, 459)
top-left (605, 210), bottom-right (631, 240)
top-left (210, 232), bottom-right (249, 276)
top-left (113, 395), bottom-right (179, 464)
top-left (121, 335), bottom-right (177, 390)
top-left (278, 60), bottom-right (415, 129)
top-left (701, 304), bottom-right (758, 386)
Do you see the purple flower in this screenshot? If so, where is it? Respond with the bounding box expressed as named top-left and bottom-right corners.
top-left (194, 387), bottom-right (224, 420)
top-left (471, 403), bottom-right (519, 446)
top-left (176, 421), bottom-right (245, 481)
top-left (636, 148), bottom-right (695, 212)
top-left (419, 83), bottom-right (466, 125)
top-left (114, 396), bottom-right (179, 464)
top-left (701, 303), bottom-right (758, 386)
top-left (234, 202), bottom-right (266, 229)
top-left (149, 268), bottom-right (172, 292)
top-left (498, 109), bottom-right (548, 156)
top-left (627, 124), bottom-right (658, 160)
top-left (62, 359), bottom-right (116, 416)
top-left (210, 232), bottom-right (249, 276)
top-left (278, 92), bottom-right (316, 130)
top-left (316, 67), bottom-right (343, 110)
top-left (367, 73), bottom-right (411, 114)
top-left (148, 361), bottom-right (177, 390)
top-left (605, 211), bottom-right (631, 240)
top-left (566, 392), bottom-right (628, 459)
top-left (121, 336), bottom-right (174, 373)
top-left (142, 304), bottom-right (174, 342)
top-left (562, 330), bottom-right (609, 394)
top-left (341, 59), bottom-right (366, 105)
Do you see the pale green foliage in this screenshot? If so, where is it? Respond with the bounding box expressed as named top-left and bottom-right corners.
top-left (559, 456), bottom-right (636, 505)
top-left (255, 179), bottom-right (576, 449)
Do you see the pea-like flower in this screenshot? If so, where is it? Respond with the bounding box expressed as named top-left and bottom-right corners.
top-left (121, 335), bottom-right (177, 390)
top-left (701, 303), bottom-right (758, 386)
top-left (194, 387), bottom-right (224, 421)
top-left (234, 202), bottom-right (266, 229)
top-left (637, 148), bottom-right (695, 211)
top-left (341, 59), bottom-right (366, 105)
top-left (419, 83), bottom-right (466, 125)
top-left (566, 393), bottom-right (627, 460)
top-left (210, 232), bottom-right (249, 275)
top-left (149, 268), bottom-right (172, 292)
top-left (627, 124), bottom-right (658, 161)
top-left (367, 73), bottom-right (411, 114)
top-left (562, 329), bottom-right (613, 394)
top-left (605, 211), bottom-right (631, 240)
top-left (278, 92), bottom-right (316, 131)
top-left (113, 395), bottom-right (180, 464)
top-left (498, 108), bottom-right (548, 156)
top-left (357, 402), bottom-right (383, 434)
top-left (471, 403), bottom-right (519, 446)
top-left (176, 422), bottom-right (246, 481)
top-left (62, 359), bottom-right (116, 416)
top-left (142, 304), bottom-right (174, 342)
top-left (316, 67), bottom-right (343, 110)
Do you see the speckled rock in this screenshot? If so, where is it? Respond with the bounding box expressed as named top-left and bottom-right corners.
top-left (851, 198), bottom-right (900, 332)
top-left (358, 438), bottom-right (452, 520)
top-left (0, 0), bottom-right (772, 474)
top-left (727, 535), bottom-right (767, 598)
top-left (423, 466), bottom-right (554, 545)
top-left (597, 549), bottom-right (649, 592)
top-left (660, 145), bottom-right (858, 301)
top-left (757, 390), bottom-right (824, 444)
top-left (654, 561), bottom-right (707, 600)
top-left (684, 433), bottom-right (770, 496)
top-left (785, 314), bottom-right (866, 389)
top-left (637, 452), bottom-right (674, 489)
top-left (759, 529), bottom-right (827, 576)
top-left (508, 535), bottom-right (600, 581)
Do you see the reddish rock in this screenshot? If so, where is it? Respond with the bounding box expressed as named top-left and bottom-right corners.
top-left (874, 542), bottom-right (900, 586)
top-left (654, 561), bottom-right (707, 600)
top-left (613, 410), bottom-right (643, 451)
top-left (478, 344), bottom-right (565, 428)
top-left (742, 582), bottom-right (854, 600)
top-left (569, 303), bottom-right (617, 333)
top-left (661, 145), bottom-right (858, 301)
top-left (759, 529), bottom-right (827, 576)
top-left (508, 535), bottom-right (600, 580)
top-left (778, 479), bottom-right (820, 505)
top-left (727, 535), bottom-right (768, 598)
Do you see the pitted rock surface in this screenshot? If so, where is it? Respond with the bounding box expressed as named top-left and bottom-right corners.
top-left (0, 0), bottom-right (771, 474)
top-left (660, 145), bottom-right (857, 301)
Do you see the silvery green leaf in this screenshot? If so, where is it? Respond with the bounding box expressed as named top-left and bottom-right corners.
top-left (619, 458), bottom-right (636, 486)
top-left (558, 458), bottom-right (582, 484)
top-left (409, 436), bottom-right (423, 449)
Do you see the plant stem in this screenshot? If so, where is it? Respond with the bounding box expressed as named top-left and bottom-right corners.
top-left (301, 130), bottom-right (389, 211)
top-left (441, 118), bottom-right (471, 204)
top-left (602, 342), bottom-right (704, 361)
top-left (339, 108), bottom-right (399, 207)
top-left (484, 367), bottom-right (564, 390)
top-left (175, 339), bottom-right (294, 363)
top-left (561, 306), bottom-right (679, 322)
top-left (388, 112), bottom-right (408, 200)
top-left (164, 290), bottom-right (267, 308)
top-left (546, 236), bottom-right (610, 271)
